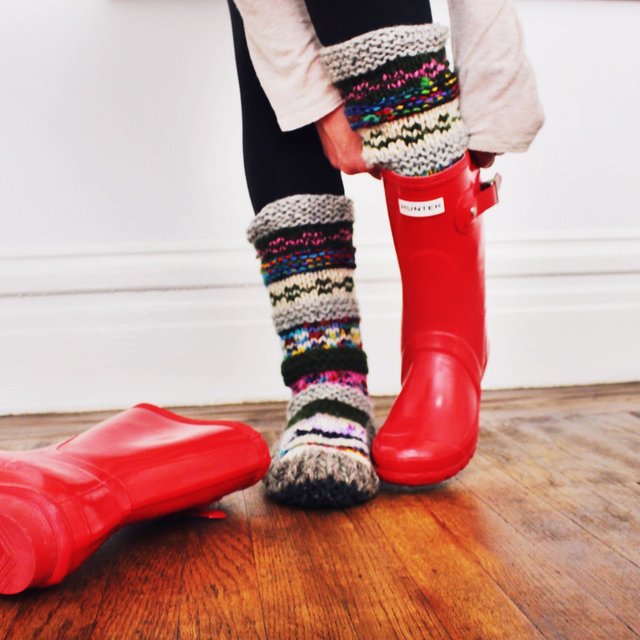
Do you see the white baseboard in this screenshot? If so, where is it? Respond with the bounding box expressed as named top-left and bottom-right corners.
top-left (2, 231), bottom-right (640, 296)
top-left (1, 233), bottom-right (639, 415)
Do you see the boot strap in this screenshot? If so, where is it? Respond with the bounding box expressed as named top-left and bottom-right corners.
top-left (456, 174), bottom-right (501, 232)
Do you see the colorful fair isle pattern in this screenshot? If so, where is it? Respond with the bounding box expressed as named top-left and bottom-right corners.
top-left (320, 24), bottom-right (469, 176)
top-left (247, 194), bottom-right (379, 507)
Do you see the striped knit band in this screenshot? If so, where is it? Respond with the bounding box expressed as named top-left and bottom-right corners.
top-left (249, 193), bottom-right (371, 397)
top-left (278, 414), bottom-right (371, 464)
top-left (247, 194), bottom-right (354, 246)
top-left (319, 24), bottom-right (449, 83)
top-left (360, 103), bottom-right (469, 175)
top-left (319, 24), bottom-right (468, 176)
top-left (340, 57), bottom-right (461, 131)
top-left (281, 347), bottom-right (368, 388)
top-left (280, 317), bottom-right (362, 359)
top-left (286, 382), bottom-right (373, 422)
top-left (268, 269), bottom-right (355, 309)
top-left (272, 292), bottom-right (361, 333)
top-left (290, 370), bottom-right (368, 396)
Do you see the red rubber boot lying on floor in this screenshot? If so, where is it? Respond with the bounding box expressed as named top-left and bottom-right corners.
top-left (374, 152), bottom-right (500, 485)
top-left (0, 404), bottom-right (270, 594)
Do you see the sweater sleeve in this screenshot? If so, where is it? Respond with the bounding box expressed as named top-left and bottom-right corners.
top-left (230, 0), bottom-right (343, 131)
top-left (448, 0), bottom-right (545, 153)
top-left (231, 0), bottom-right (545, 148)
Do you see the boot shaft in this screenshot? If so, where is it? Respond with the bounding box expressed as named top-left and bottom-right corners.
top-left (0, 405), bottom-right (270, 592)
top-left (57, 404), bottom-right (268, 517)
top-left (381, 153), bottom-right (498, 379)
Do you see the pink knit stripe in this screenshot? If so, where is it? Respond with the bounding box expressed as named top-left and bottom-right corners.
top-left (290, 370), bottom-right (368, 395)
top-left (344, 59), bottom-right (447, 102)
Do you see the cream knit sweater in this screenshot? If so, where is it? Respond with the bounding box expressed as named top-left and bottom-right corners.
top-left (232, 0), bottom-right (544, 153)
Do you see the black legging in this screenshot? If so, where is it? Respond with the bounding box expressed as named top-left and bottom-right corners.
top-left (227, 1), bottom-right (432, 213)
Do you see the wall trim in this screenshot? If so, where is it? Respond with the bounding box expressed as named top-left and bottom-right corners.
top-left (2, 231), bottom-right (640, 298)
top-left (2, 232), bottom-right (639, 415)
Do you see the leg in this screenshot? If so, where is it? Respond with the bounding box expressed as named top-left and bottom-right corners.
top-left (227, 2), bottom-right (379, 507)
top-left (304, 2), bottom-right (497, 485)
top-left (305, 0), bottom-right (431, 46)
top-left (227, 0), bottom-right (343, 213)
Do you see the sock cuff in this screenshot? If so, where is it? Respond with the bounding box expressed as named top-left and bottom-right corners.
top-left (319, 23), bottom-right (449, 83)
top-left (361, 110), bottom-right (469, 176)
top-left (247, 194), bottom-right (354, 246)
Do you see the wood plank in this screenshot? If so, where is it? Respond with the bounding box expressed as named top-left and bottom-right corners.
top-left (477, 419), bottom-right (640, 566)
top-left (0, 381), bottom-right (638, 638)
top-left (176, 492), bottom-right (267, 640)
top-left (482, 412), bottom-right (640, 508)
top-left (481, 411), bottom-right (640, 484)
top-left (421, 475), bottom-right (637, 640)
top-left (0, 599), bottom-right (19, 638)
top-left (294, 502), bottom-right (451, 639)
top-left (597, 409), bottom-right (640, 439)
top-left (367, 491), bottom-right (544, 639)
top-left (562, 412), bottom-right (640, 473)
top-left (242, 485), bottom-right (361, 640)
top-left (478, 382), bottom-right (640, 414)
top-left (465, 451), bottom-right (640, 634)
top-left (87, 516), bottom-right (188, 638)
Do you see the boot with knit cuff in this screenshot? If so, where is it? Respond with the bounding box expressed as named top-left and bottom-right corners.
top-left (247, 194), bottom-right (379, 507)
top-left (320, 24), bottom-right (468, 177)
top-left (320, 24), bottom-right (501, 485)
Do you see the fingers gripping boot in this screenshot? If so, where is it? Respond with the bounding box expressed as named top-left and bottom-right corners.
top-left (320, 24), bottom-right (468, 177)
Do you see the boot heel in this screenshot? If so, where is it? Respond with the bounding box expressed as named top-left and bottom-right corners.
top-left (0, 494), bottom-right (58, 595)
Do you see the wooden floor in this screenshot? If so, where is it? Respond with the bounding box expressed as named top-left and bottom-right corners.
top-left (0, 383), bottom-right (638, 640)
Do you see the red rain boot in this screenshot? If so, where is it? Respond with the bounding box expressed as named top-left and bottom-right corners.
top-left (0, 404), bottom-right (270, 594)
top-left (374, 152), bottom-right (500, 485)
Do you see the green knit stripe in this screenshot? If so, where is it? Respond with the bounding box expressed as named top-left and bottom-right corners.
top-left (281, 347), bottom-right (368, 388)
top-left (287, 398), bottom-right (371, 429)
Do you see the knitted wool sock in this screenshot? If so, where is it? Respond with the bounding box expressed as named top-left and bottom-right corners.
top-left (247, 194), bottom-right (379, 508)
top-left (320, 24), bottom-right (469, 176)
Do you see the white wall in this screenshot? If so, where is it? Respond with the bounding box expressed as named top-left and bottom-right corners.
top-left (1, 0), bottom-right (639, 414)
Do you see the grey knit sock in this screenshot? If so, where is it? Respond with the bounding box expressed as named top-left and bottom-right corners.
top-left (248, 194), bottom-right (379, 508)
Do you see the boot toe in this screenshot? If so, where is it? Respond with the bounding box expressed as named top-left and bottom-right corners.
top-left (373, 435), bottom-right (477, 486)
top-left (374, 438), bottom-right (459, 470)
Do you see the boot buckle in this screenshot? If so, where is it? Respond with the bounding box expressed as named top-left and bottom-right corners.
top-left (456, 174), bottom-right (501, 232)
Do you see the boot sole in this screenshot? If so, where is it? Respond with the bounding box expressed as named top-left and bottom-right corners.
top-left (375, 439), bottom-right (477, 487)
top-left (0, 513), bottom-right (38, 595)
top-left (0, 489), bottom-right (68, 595)
top-left (0, 492), bottom-right (58, 595)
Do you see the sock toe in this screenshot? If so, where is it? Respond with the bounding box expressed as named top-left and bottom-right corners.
top-left (264, 449), bottom-right (379, 508)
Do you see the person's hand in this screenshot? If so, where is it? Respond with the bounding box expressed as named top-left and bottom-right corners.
top-left (469, 150), bottom-right (500, 168)
top-left (315, 105), bottom-right (380, 179)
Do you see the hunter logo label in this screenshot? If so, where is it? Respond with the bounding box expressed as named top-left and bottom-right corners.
top-left (398, 197), bottom-right (445, 217)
